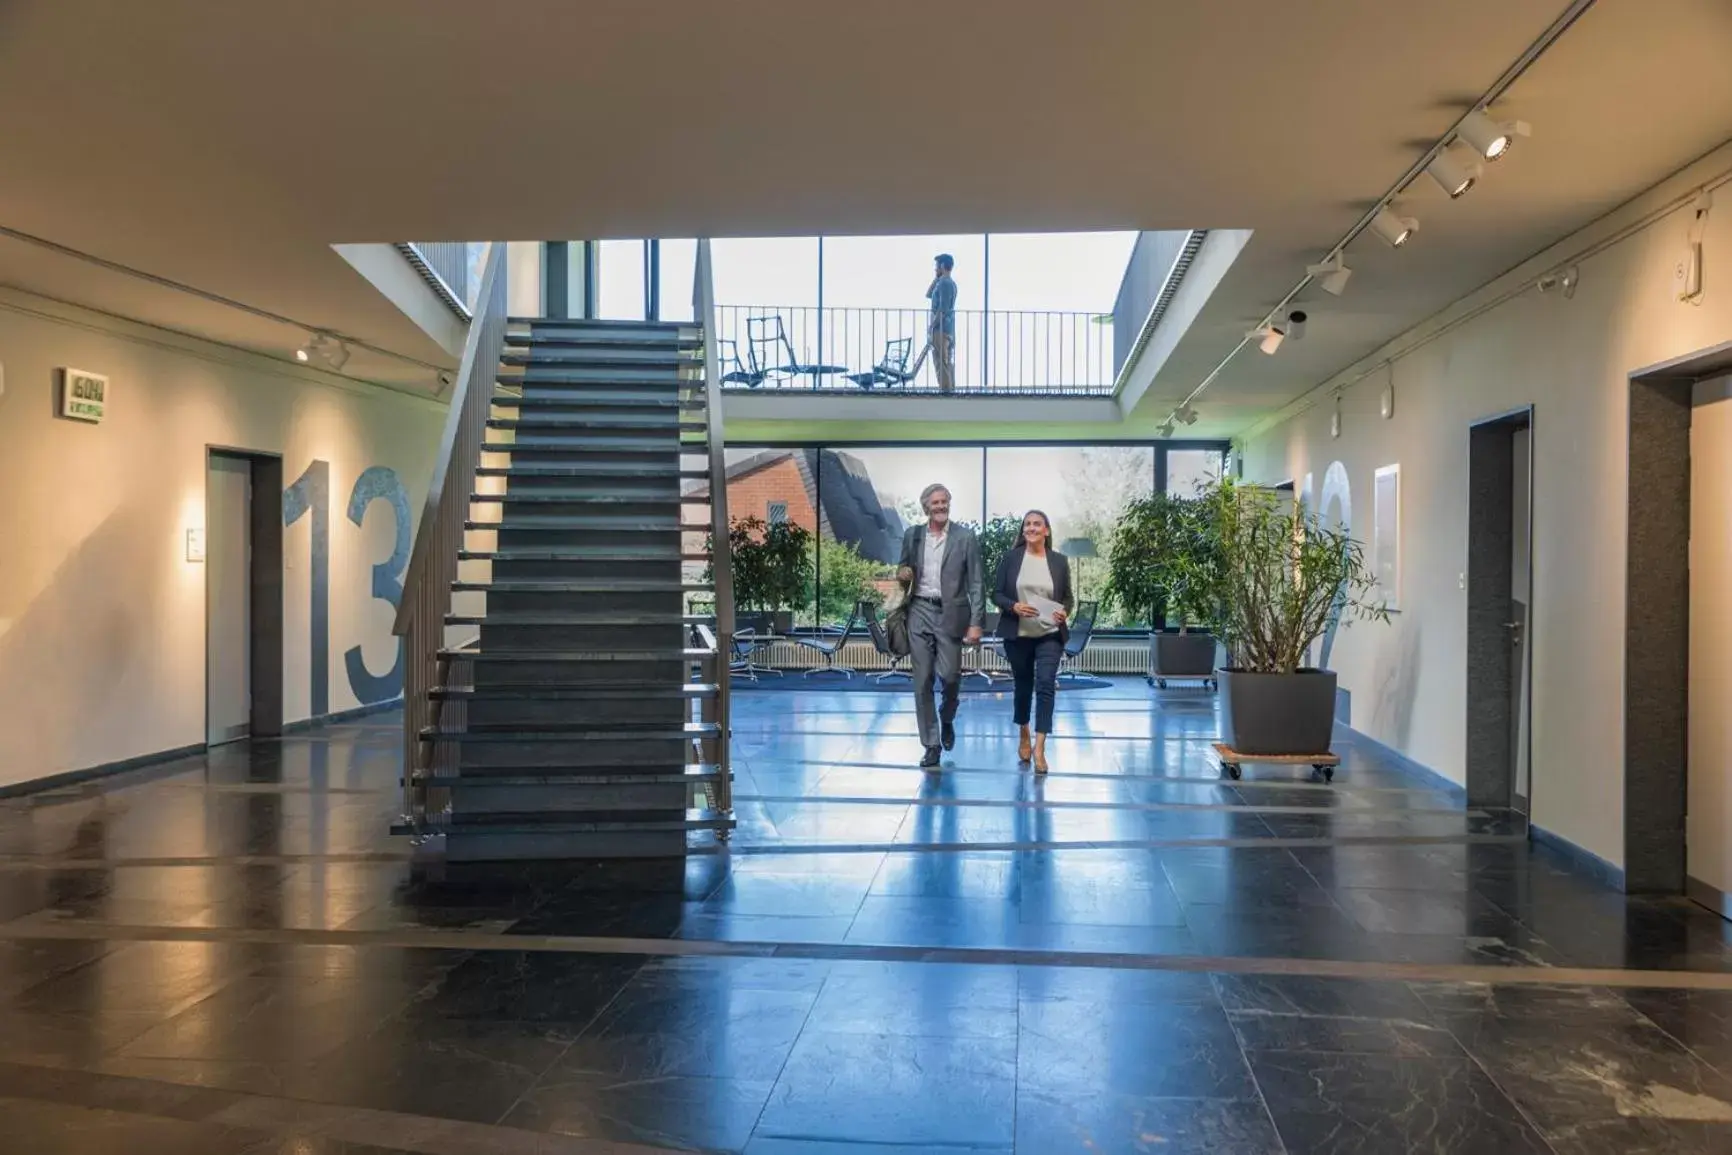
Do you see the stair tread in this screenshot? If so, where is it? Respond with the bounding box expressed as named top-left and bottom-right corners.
top-left (433, 683), bottom-right (718, 697)
top-left (452, 578), bottom-right (709, 592)
top-left (483, 441), bottom-right (705, 453)
top-left (463, 520), bottom-right (685, 532)
top-left (392, 812), bottom-right (735, 838)
top-left (437, 646), bottom-right (717, 660)
top-left (458, 546), bottom-right (703, 559)
top-left (476, 463), bottom-right (708, 477)
top-left (417, 766), bottom-right (724, 785)
top-left (492, 395), bottom-right (702, 409)
top-left (467, 494), bottom-right (698, 505)
top-left (487, 417), bottom-right (708, 430)
top-left (423, 722), bottom-right (720, 738)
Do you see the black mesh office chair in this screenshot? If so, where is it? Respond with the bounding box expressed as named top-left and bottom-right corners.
top-left (795, 601), bottom-right (867, 677)
top-left (730, 611), bottom-right (781, 681)
top-left (865, 611), bottom-right (910, 682)
top-left (718, 338), bottom-right (769, 388)
top-left (748, 315), bottom-right (846, 386)
top-left (1057, 601), bottom-right (1099, 682)
top-left (845, 337), bottom-right (916, 389)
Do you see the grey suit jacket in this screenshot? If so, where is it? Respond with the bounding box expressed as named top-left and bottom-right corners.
top-left (898, 523), bottom-right (985, 639)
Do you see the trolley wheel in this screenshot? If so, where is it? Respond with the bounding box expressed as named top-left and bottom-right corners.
top-left (1222, 762), bottom-right (1242, 781)
top-left (1207, 678), bottom-right (1218, 691)
top-left (1157, 678), bottom-right (1168, 689)
top-left (1312, 765), bottom-right (1334, 783)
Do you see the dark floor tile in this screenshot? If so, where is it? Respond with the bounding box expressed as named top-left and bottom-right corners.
top-left (115, 975), bottom-right (407, 1064)
top-left (0, 1007), bottom-right (166, 1068)
top-left (865, 851), bottom-right (1018, 899)
top-left (1538, 1117), bottom-right (1732, 1154)
top-left (1249, 1050), bottom-right (1553, 1154)
top-left (757, 1031), bottom-right (1017, 1147)
top-left (1230, 1011), bottom-right (1462, 1057)
top-left (1018, 964), bottom-right (1219, 1007)
top-left (280, 1014), bottom-right (579, 1125)
top-left (747, 1140), bottom-right (1010, 1155)
top-left (1019, 999), bottom-right (1257, 1101)
top-left (700, 873), bottom-right (873, 919)
top-left (505, 1071), bottom-right (775, 1151)
top-left (634, 954), bottom-right (834, 995)
top-left (1448, 1012), bottom-right (1732, 1143)
top-left (1333, 887), bottom-right (1529, 938)
top-left (414, 951), bottom-right (642, 1024)
top-left (1625, 987), bottom-right (1732, 1073)
top-left (1015, 1087), bottom-right (1283, 1155)
top-left (1214, 974), bottom-right (1433, 1020)
top-left (0, 937), bottom-right (121, 999)
top-left (1182, 904), bottom-right (1384, 961)
top-left (504, 892), bottom-right (689, 938)
top-left (805, 960), bottom-right (1017, 1039)
top-left (14, 940), bottom-right (264, 1018)
top-left (1016, 881), bottom-right (1189, 927)
top-left (0, 1097), bottom-right (264, 1155)
top-left (556, 981), bottom-right (818, 1081)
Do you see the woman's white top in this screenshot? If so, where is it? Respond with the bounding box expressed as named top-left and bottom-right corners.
top-left (1016, 551), bottom-right (1059, 638)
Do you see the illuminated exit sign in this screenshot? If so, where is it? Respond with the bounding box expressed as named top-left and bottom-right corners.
top-left (58, 368), bottom-right (107, 423)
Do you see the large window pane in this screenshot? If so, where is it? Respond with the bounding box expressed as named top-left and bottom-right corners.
top-left (715, 447), bottom-right (819, 629)
top-left (596, 239), bottom-right (646, 320)
top-left (985, 446), bottom-right (1154, 628)
top-left (985, 232), bottom-right (1138, 312)
top-left (658, 238), bottom-right (696, 323)
top-left (712, 238), bottom-right (821, 387)
top-left (1164, 448), bottom-right (1224, 497)
top-left (821, 235), bottom-right (985, 390)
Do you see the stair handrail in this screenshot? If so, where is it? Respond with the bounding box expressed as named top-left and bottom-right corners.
top-left (394, 240), bottom-right (509, 823)
top-left (695, 239), bottom-right (734, 817)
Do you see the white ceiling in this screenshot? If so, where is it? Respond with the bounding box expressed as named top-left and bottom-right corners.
top-left (0, 0), bottom-right (1728, 419)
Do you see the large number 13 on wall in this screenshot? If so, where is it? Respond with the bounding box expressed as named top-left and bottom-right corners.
top-left (283, 460), bottom-right (411, 715)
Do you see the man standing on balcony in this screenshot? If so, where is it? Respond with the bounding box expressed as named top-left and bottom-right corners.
top-left (926, 253), bottom-right (958, 393)
top-left (897, 483), bottom-right (983, 768)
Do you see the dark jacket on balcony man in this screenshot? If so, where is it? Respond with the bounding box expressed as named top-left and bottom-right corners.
top-left (926, 254), bottom-right (958, 393)
top-left (896, 483), bottom-right (984, 768)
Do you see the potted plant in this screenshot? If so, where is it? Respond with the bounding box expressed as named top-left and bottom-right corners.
top-left (975, 514), bottom-right (1024, 633)
top-left (1104, 491), bottom-right (1222, 688)
top-left (1204, 479), bottom-right (1388, 755)
top-left (710, 516), bottom-right (814, 634)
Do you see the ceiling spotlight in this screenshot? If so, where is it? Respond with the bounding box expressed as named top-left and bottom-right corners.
top-left (321, 337), bottom-right (351, 371)
top-left (1426, 149), bottom-right (1480, 199)
top-left (1157, 419), bottom-right (1176, 439)
top-left (1253, 325), bottom-right (1284, 355)
top-left (1370, 206), bottom-right (1418, 248)
top-left (1306, 254), bottom-right (1353, 296)
top-left (1458, 109), bottom-right (1530, 162)
top-left (296, 333), bottom-right (350, 371)
top-left (294, 345), bottom-right (312, 362)
top-left (1174, 404), bottom-right (1199, 426)
top-left (1285, 310), bottom-right (1308, 343)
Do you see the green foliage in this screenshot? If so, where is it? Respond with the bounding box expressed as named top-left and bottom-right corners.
top-left (1204, 479), bottom-right (1389, 674)
top-left (709, 516), bottom-right (814, 613)
top-left (806, 535), bottom-right (885, 624)
top-left (975, 515), bottom-right (1025, 593)
top-left (1103, 491), bottom-right (1221, 630)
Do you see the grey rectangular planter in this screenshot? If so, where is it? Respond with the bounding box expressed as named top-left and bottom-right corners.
top-left (1218, 668), bottom-right (1338, 755)
top-left (1149, 632), bottom-right (1218, 688)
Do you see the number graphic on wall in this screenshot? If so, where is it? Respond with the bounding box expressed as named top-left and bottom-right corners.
top-left (283, 459), bottom-right (332, 716)
top-left (344, 466), bottom-right (410, 704)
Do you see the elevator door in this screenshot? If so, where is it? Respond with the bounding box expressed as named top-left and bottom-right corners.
top-left (207, 454), bottom-right (253, 745)
top-left (1688, 376), bottom-right (1732, 901)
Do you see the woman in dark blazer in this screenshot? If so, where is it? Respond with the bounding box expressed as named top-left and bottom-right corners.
top-left (992, 510), bottom-right (1075, 772)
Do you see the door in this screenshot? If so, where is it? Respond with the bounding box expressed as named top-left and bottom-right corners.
top-left (1510, 426), bottom-right (1533, 815)
top-left (207, 454), bottom-right (253, 745)
top-left (1689, 375), bottom-right (1732, 901)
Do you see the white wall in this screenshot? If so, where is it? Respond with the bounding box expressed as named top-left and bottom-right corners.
top-left (0, 290), bottom-right (443, 789)
top-left (1241, 144), bottom-right (1732, 868)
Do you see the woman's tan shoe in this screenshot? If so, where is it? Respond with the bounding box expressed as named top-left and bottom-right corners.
top-left (1033, 734), bottom-right (1048, 774)
top-left (1018, 725), bottom-right (1033, 763)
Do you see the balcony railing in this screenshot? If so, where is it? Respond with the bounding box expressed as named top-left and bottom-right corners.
top-left (401, 242), bottom-right (490, 318)
top-left (713, 305), bottom-right (1115, 396)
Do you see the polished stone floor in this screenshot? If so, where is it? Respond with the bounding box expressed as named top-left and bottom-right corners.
top-left (2, 679), bottom-right (1732, 1152)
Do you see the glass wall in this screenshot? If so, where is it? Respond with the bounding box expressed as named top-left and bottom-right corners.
top-left (717, 441), bottom-right (1224, 632)
top-left (985, 445), bottom-right (1155, 628)
top-left (1163, 446), bottom-right (1226, 497)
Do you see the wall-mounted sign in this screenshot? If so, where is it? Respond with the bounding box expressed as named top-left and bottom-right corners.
top-left (58, 368), bottom-right (107, 423)
top-left (185, 528), bottom-right (206, 563)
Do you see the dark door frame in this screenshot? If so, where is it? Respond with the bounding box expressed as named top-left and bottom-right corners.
top-left (1625, 339), bottom-right (1732, 898)
top-left (1465, 406), bottom-right (1535, 814)
top-left (205, 447), bottom-right (285, 743)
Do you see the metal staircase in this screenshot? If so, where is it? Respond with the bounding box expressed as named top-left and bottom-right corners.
top-left (394, 243), bottom-right (735, 860)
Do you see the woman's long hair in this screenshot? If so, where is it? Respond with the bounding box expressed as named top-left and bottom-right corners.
top-left (1022, 509), bottom-right (1054, 552)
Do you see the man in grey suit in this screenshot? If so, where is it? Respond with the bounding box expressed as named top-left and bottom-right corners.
top-left (897, 483), bottom-right (984, 768)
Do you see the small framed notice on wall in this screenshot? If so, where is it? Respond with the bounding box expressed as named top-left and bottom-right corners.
top-left (58, 368), bottom-right (108, 423)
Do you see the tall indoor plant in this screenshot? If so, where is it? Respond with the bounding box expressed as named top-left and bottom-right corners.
top-left (711, 516), bottom-right (814, 633)
top-left (1104, 491), bottom-right (1223, 686)
top-left (1204, 479), bottom-right (1388, 754)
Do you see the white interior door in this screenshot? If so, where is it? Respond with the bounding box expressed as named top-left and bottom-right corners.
top-left (1689, 377), bottom-right (1732, 897)
top-left (207, 454), bottom-right (252, 746)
